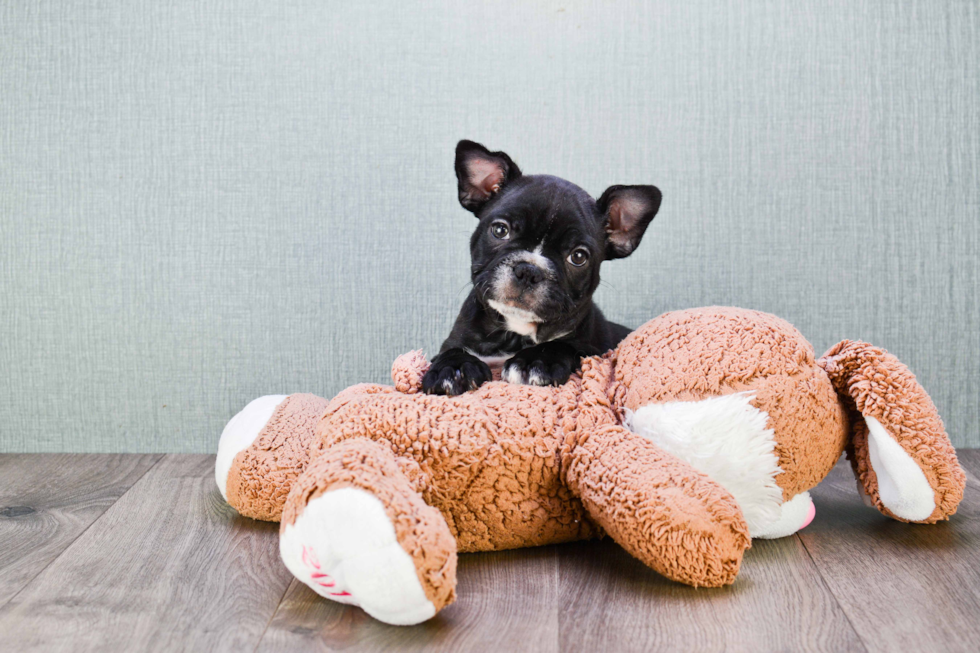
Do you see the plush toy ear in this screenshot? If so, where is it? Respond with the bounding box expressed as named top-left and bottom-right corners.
top-left (455, 140), bottom-right (522, 213)
top-left (597, 185), bottom-right (662, 259)
top-left (819, 340), bottom-right (966, 524)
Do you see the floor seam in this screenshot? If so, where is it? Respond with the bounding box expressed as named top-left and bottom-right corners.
top-left (795, 532), bottom-right (872, 653)
top-left (0, 453), bottom-right (166, 613)
top-left (252, 578), bottom-right (297, 653)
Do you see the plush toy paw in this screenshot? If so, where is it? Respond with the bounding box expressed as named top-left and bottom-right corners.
top-left (391, 349), bottom-right (430, 393)
top-left (753, 492), bottom-right (816, 539)
top-left (279, 487), bottom-right (439, 626)
top-left (502, 341), bottom-right (580, 387)
top-left (422, 348), bottom-right (492, 396)
top-left (215, 394), bottom-right (287, 501)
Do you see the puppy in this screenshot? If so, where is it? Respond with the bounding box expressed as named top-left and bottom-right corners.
top-left (421, 140), bottom-right (662, 396)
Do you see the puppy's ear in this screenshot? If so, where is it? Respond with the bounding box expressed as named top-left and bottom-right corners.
top-left (455, 140), bottom-right (522, 213)
top-left (597, 185), bottom-right (662, 259)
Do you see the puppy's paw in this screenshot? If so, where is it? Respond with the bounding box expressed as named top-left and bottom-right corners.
top-left (421, 349), bottom-right (492, 396)
top-left (502, 342), bottom-right (579, 387)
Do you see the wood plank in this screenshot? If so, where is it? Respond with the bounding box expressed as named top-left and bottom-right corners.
top-left (0, 454), bottom-right (161, 608)
top-left (958, 449), bottom-right (980, 492)
top-left (799, 454), bottom-right (980, 653)
top-left (256, 545), bottom-right (559, 653)
top-left (2, 452), bottom-right (975, 651)
top-left (557, 532), bottom-right (863, 652)
top-left (0, 454), bottom-right (293, 653)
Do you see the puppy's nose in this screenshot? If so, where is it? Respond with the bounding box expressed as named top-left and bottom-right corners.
top-left (512, 262), bottom-right (545, 287)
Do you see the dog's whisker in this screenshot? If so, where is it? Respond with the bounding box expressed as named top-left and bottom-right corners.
top-left (454, 281), bottom-right (473, 301)
top-left (600, 279), bottom-right (620, 293)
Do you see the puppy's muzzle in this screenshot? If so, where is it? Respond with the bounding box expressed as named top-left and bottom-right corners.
top-left (512, 262), bottom-right (546, 289)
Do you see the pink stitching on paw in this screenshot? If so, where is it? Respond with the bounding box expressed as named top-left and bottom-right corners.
top-left (301, 545), bottom-right (321, 570)
top-left (302, 545), bottom-right (343, 591)
top-left (312, 573), bottom-right (336, 588)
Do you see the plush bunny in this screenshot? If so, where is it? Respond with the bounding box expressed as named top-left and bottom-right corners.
top-left (215, 307), bottom-right (964, 626)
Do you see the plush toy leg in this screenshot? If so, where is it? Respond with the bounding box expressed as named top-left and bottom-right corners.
top-left (820, 340), bottom-right (966, 523)
top-left (280, 438), bottom-right (457, 626)
top-left (565, 424), bottom-right (751, 587)
top-left (216, 393), bottom-right (329, 521)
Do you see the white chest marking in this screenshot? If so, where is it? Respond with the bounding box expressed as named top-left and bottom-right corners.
top-left (487, 299), bottom-right (541, 340)
top-left (466, 351), bottom-right (512, 367)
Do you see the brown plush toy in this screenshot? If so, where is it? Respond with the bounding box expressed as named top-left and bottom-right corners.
top-left (215, 307), bottom-right (965, 626)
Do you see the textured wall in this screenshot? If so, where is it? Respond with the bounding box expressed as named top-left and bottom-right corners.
top-left (1, 1), bottom-right (977, 452)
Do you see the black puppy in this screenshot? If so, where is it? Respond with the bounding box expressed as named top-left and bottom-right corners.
top-left (422, 140), bottom-right (662, 396)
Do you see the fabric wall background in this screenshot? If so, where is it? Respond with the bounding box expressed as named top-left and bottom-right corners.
top-left (1, 1), bottom-right (977, 452)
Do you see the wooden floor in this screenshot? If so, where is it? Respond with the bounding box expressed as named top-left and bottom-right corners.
top-left (0, 453), bottom-right (977, 652)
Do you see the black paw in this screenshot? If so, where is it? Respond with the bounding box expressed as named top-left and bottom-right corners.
top-left (502, 342), bottom-right (580, 387)
top-left (422, 349), bottom-right (493, 396)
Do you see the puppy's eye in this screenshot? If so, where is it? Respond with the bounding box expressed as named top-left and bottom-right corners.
top-left (490, 221), bottom-right (510, 240)
top-left (567, 248), bottom-right (590, 267)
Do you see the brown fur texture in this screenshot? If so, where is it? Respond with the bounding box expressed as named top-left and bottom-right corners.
top-left (819, 340), bottom-right (965, 522)
top-left (226, 393), bottom-right (329, 521)
top-left (221, 307), bottom-right (964, 622)
top-left (307, 371), bottom-right (601, 553)
top-left (565, 424), bottom-right (750, 586)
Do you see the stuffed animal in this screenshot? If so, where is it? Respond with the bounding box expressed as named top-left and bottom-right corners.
top-left (215, 307), bottom-right (964, 626)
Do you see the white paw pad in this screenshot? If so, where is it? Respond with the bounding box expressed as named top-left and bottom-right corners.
top-left (279, 487), bottom-right (436, 626)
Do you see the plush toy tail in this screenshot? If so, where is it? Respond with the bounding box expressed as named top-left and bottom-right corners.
top-left (818, 340), bottom-right (965, 523)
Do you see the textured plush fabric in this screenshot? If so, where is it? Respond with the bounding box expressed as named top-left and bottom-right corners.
top-left (564, 424), bottom-right (750, 587)
top-left (226, 393), bottom-right (329, 522)
top-left (391, 351), bottom-right (430, 395)
top-left (223, 307), bottom-right (964, 610)
top-left (281, 345), bottom-right (751, 589)
top-left (309, 375), bottom-right (601, 553)
top-left (820, 341), bottom-right (966, 523)
top-left (2, 1), bottom-right (978, 453)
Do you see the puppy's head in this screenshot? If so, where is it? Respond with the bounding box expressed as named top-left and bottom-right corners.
top-left (455, 139), bottom-right (662, 342)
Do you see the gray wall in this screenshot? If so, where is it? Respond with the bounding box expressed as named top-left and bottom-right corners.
top-left (1, 0), bottom-right (977, 452)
